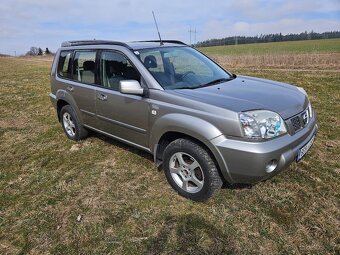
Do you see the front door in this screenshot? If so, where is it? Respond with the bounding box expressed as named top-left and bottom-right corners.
top-left (95, 50), bottom-right (150, 149)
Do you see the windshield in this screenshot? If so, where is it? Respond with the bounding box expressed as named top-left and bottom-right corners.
top-left (136, 46), bottom-right (233, 90)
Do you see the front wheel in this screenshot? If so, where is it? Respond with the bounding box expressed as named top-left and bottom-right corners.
top-left (163, 138), bottom-right (223, 201)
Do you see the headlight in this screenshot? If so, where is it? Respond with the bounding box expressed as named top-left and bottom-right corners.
top-left (239, 110), bottom-right (287, 139)
top-left (308, 103), bottom-right (313, 118)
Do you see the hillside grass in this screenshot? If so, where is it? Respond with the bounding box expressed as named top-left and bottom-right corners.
top-left (198, 39), bottom-right (340, 70)
top-left (0, 50), bottom-right (339, 254)
top-left (199, 38), bottom-right (340, 56)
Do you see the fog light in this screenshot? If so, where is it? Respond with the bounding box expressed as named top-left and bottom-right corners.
top-left (265, 160), bottom-right (278, 173)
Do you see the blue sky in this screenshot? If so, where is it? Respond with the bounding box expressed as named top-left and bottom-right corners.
top-left (1, 0), bottom-right (339, 55)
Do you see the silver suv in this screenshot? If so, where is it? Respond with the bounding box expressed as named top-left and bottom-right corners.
top-left (50, 40), bottom-right (317, 201)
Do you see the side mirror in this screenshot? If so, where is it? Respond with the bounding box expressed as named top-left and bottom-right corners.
top-left (119, 80), bottom-right (144, 96)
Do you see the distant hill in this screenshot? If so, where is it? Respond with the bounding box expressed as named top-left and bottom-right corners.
top-left (196, 31), bottom-right (340, 48)
top-left (0, 53), bottom-right (10, 57)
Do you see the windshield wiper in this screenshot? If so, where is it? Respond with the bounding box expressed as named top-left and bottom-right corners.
top-left (197, 77), bottom-right (233, 89)
top-left (173, 76), bottom-right (235, 90)
top-left (173, 86), bottom-right (194, 90)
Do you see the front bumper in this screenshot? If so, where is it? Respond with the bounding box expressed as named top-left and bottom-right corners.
top-left (211, 117), bottom-right (318, 184)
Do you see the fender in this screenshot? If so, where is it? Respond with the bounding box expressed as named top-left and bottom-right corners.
top-left (55, 89), bottom-right (84, 124)
top-left (150, 113), bottom-right (234, 183)
top-left (150, 113), bottom-right (222, 146)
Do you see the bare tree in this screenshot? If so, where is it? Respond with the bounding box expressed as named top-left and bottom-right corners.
top-left (26, 46), bottom-right (39, 56)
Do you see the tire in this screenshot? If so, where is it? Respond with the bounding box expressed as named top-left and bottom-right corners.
top-left (60, 105), bottom-right (88, 141)
top-left (163, 138), bottom-right (223, 201)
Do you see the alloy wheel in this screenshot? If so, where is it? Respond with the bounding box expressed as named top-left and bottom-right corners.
top-left (63, 112), bottom-right (76, 137)
top-left (169, 152), bottom-right (204, 193)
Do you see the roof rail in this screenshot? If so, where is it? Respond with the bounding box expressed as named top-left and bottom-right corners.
top-left (135, 40), bottom-right (187, 45)
top-left (61, 40), bottom-right (132, 49)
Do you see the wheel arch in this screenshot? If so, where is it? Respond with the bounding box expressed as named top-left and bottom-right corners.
top-left (55, 89), bottom-right (83, 123)
top-left (57, 99), bottom-right (69, 122)
top-left (155, 131), bottom-right (211, 161)
top-left (150, 114), bottom-right (233, 183)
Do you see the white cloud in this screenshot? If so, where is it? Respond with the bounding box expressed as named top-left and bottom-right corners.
top-left (202, 18), bottom-right (340, 38)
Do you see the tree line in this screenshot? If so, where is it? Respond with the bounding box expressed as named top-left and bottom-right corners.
top-left (195, 31), bottom-right (340, 47)
top-left (26, 47), bottom-right (53, 56)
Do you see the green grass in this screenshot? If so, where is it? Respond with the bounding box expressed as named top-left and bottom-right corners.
top-left (0, 55), bottom-right (339, 254)
top-left (199, 38), bottom-right (340, 55)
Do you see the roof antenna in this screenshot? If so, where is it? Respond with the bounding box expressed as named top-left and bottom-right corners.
top-left (152, 11), bottom-right (163, 45)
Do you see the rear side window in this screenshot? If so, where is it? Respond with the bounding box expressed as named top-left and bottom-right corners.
top-left (57, 51), bottom-right (72, 78)
top-left (73, 51), bottom-right (97, 84)
top-left (100, 51), bottom-right (140, 90)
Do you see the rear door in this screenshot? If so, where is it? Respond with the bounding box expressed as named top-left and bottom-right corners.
top-left (95, 50), bottom-right (150, 148)
top-left (66, 50), bottom-right (97, 126)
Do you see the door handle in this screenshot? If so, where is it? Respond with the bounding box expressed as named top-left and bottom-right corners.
top-left (97, 93), bottom-right (107, 101)
top-left (66, 86), bottom-right (74, 92)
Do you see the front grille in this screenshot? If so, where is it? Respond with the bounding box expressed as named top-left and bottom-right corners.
top-left (289, 108), bottom-right (310, 134)
top-left (291, 115), bottom-right (302, 131)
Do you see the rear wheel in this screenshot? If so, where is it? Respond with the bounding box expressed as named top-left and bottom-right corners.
top-left (60, 105), bottom-right (88, 141)
top-left (163, 138), bottom-right (222, 201)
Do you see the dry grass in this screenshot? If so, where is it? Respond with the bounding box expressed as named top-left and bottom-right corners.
top-left (0, 53), bottom-right (339, 254)
top-left (209, 53), bottom-right (340, 70)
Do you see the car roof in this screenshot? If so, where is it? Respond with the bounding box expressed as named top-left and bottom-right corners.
top-left (127, 41), bottom-right (187, 50)
top-left (61, 40), bottom-right (187, 50)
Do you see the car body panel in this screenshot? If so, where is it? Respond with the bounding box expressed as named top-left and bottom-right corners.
top-left (95, 86), bottom-right (150, 147)
top-left (171, 76), bottom-right (308, 120)
top-left (55, 78), bottom-right (97, 126)
top-left (212, 118), bottom-right (317, 183)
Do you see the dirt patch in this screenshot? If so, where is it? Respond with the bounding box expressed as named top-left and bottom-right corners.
top-left (69, 141), bottom-right (92, 151)
top-left (0, 118), bottom-right (29, 129)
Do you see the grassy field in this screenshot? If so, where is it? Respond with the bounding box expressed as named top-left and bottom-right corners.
top-left (199, 38), bottom-right (340, 55)
top-left (0, 42), bottom-right (339, 254)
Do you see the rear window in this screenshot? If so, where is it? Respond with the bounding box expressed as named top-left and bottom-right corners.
top-left (57, 51), bottom-right (72, 78)
top-left (72, 51), bottom-right (97, 84)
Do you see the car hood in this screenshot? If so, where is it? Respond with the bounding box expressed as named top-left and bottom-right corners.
top-left (171, 75), bottom-right (308, 119)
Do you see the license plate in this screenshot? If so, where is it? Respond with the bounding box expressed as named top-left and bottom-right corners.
top-left (297, 135), bottom-right (315, 162)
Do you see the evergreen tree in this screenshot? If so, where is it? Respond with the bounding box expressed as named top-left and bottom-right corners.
top-left (196, 31), bottom-right (340, 48)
